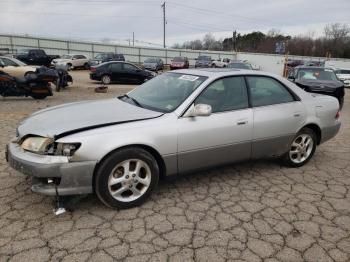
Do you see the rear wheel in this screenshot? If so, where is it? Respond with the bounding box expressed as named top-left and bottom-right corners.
top-left (101, 75), bottom-right (111, 85)
top-left (282, 128), bottom-right (316, 167)
top-left (94, 147), bottom-right (159, 209)
top-left (67, 64), bottom-right (72, 71)
top-left (84, 63), bottom-right (90, 70)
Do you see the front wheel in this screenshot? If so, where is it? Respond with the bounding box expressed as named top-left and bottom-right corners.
top-left (282, 128), bottom-right (316, 167)
top-left (94, 147), bottom-right (159, 209)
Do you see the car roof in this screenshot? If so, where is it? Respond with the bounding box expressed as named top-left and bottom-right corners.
top-left (171, 68), bottom-right (270, 78)
top-left (295, 66), bottom-right (329, 70)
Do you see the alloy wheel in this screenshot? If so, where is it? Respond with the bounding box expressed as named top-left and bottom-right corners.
top-left (289, 134), bottom-right (314, 164)
top-left (108, 159), bottom-right (151, 202)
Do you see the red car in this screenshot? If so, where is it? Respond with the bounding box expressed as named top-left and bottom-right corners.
top-left (170, 57), bottom-right (189, 70)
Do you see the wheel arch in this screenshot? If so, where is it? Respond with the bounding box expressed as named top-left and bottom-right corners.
top-left (92, 144), bottom-right (167, 191)
top-left (299, 123), bottom-right (321, 144)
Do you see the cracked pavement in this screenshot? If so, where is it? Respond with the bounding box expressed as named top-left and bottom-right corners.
top-left (0, 71), bottom-right (349, 261)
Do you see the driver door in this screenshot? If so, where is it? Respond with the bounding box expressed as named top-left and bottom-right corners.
top-left (177, 76), bottom-right (253, 173)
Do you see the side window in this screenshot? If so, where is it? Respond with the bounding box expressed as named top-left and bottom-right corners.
top-left (109, 63), bottom-right (122, 72)
top-left (247, 76), bottom-right (295, 107)
top-left (123, 63), bottom-right (137, 71)
top-left (195, 76), bottom-right (249, 113)
top-left (2, 58), bottom-right (17, 66)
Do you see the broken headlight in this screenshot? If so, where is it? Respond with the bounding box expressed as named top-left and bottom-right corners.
top-left (21, 137), bottom-right (53, 153)
top-left (47, 142), bottom-right (81, 156)
top-left (21, 137), bottom-right (80, 156)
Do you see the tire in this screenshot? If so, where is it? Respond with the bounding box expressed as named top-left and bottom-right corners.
top-left (67, 64), bottom-right (72, 71)
top-left (101, 75), bottom-right (111, 85)
top-left (94, 147), bottom-right (159, 209)
top-left (84, 63), bottom-right (90, 70)
top-left (31, 94), bottom-right (47, 100)
top-left (24, 71), bottom-right (36, 78)
top-left (282, 127), bottom-right (317, 167)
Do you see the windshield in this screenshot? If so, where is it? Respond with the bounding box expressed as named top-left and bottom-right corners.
top-left (126, 72), bottom-right (207, 113)
top-left (335, 69), bottom-right (350, 74)
top-left (145, 58), bottom-right (157, 63)
top-left (198, 56), bottom-right (211, 61)
top-left (228, 63), bottom-right (252, 69)
top-left (94, 53), bottom-right (107, 59)
top-left (173, 57), bottom-right (185, 62)
top-left (61, 54), bottom-right (72, 59)
top-left (296, 68), bottom-right (338, 81)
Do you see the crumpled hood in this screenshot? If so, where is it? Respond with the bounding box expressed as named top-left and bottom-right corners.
top-left (295, 79), bottom-right (344, 90)
top-left (18, 98), bottom-right (163, 138)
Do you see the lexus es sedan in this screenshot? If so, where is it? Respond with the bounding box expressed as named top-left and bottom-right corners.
top-left (6, 69), bottom-right (341, 209)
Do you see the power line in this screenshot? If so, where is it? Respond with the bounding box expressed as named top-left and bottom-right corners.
top-left (166, 2), bottom-right (288, 27)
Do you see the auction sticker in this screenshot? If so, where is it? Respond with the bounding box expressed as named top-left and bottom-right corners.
top-left (179, 75), bottom-right (199, 81)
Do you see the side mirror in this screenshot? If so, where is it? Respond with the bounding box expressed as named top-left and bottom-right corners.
top-left (184, 104), bottom-right (212, 117)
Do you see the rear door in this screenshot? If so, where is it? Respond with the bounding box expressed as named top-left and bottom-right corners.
top-left (246, 76), bottom-right (306, 158)
top-left (177, 76), bottom-right (253, 173)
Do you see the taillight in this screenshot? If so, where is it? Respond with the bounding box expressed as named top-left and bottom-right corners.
top-left (335, 110), bottom-right (340, 119)
top-left (90, 67), bottom-right (96, 72)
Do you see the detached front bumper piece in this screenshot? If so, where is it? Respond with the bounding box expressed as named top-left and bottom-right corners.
top-left (6, 142), bottom-right (95, 196)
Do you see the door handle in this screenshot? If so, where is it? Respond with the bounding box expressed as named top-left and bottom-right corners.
top-left (293, 113), bottom-right (301, 117)
top-left (237, 121), bottom-right (248, 125)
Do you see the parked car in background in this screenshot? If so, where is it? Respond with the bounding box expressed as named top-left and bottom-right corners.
top-left (6, 69), bottom-right (341, 208)
top-left (288, 66), bottom-right (345, 108)
top-left (0, 56), bottom-right (37, 77)
top-left (195, 55), bottom-right (212, 68)
top-left (14, 49), bottom-right (59, 67)
top-left (51, 54), bottom-right (89, 70)
top-left (90, 61), bottom-right (155, 84)
top-left (170, 57), bottom-right (189, 70)
top-left (211, 58), bottom-right (230, 68)
top-left (333, 68), bottom-right (350, 88)
top-left (143, 58), bottom-right (164, 71)
top-left (227, 61), bottom-right (253, 70)
top-left (89, 53), bottom-right (125, 67)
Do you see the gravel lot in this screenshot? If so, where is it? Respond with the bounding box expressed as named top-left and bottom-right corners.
top-left (0, 70), bottom-right (349, 262)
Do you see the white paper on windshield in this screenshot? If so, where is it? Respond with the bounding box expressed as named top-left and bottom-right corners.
top-left (179, 75), bottom-right (199, 81)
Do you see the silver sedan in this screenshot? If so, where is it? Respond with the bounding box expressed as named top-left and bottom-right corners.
top-left (6, 69), bottom-right (341, 208)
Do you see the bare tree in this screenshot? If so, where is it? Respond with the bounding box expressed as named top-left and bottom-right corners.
top-left (324, 23), bottom-right (350, 40)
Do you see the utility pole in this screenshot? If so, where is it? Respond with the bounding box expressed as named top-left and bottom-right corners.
top-left (161, 2), bottom-right (166, 48)
top-left (132, 32), bottom-right (135, 46)
top-left (232, 29), bottom-right (237, 52)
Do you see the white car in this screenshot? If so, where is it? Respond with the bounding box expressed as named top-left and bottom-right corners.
top-left (212, 58), bottom-right (230, 68)
top-left (334, 68), bottom-right (350, 87)
top-left (51, 54), bottom-right (89, 70)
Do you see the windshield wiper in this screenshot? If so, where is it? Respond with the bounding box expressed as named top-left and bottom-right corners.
top-left (122, 94), bottom-right (143, 108)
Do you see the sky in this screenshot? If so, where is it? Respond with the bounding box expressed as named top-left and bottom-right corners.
top-left (1, 0), bottom-right (350, 47)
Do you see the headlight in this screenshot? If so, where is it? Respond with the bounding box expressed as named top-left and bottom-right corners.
top-left (21, 137), bottom-right (80, 156)
top-left (21, 137), bottom-right (53, 153)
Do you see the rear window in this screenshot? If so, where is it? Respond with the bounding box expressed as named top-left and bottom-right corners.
top-left (335, 69), bottom-right (350, 74)
top-left (296, 68), bottom-right (338, 81)
top-left (198, 56), bottom-right (211, 61)
top-left (173, 57), bottom-right (185, 62)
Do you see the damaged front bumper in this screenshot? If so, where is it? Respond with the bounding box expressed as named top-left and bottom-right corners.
top-left (6, 142), bottom-right (95, 196)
